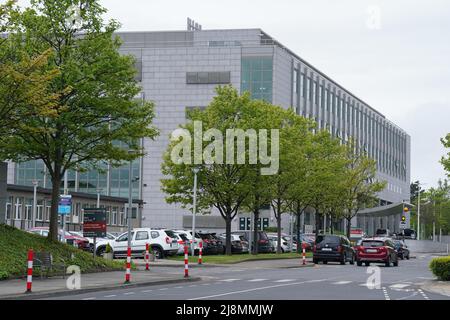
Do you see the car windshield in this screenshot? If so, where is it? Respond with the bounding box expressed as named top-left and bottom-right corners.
top-left (316, 235), bottom-right (340, 244)
top-left (362, 241), bottom-right (384, 247)
top-left (177, 233), bottom-right (188, 241)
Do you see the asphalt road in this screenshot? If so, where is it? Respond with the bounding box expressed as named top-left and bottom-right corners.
top-left (43, 254), bottom-right (449, 300)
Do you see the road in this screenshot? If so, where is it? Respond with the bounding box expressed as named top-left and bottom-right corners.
top-left (43, 254), bottom-right (448, 300)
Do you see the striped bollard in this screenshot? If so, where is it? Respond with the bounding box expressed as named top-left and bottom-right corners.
top-left (198, 241), bottom-right (203, 265)
top-left (26, 249), bottom-right (33, 293)
top-left (184, 241), bottom-right (189, 278)
top-left (145, 243), bottom-right (150, 271)
top-left (125, 247), bottom-right (131, 283)
top-left (302, 243), bottom-right (306, 265)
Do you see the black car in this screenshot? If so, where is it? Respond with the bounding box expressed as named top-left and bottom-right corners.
top-left (313, 234), bottom-right (355, 265)
top-left (399, 229), bottom-right (417, 240)
top-left (231, 231), bottom-right (272, 253)
top-left (197, 233), bottom-right (219, 255)
top-left (210, 233), bottom-right (225, 254)
top-left (392, 239), bottom-right (410, 260)
top-left (218, 234), bottom-right (248, 253)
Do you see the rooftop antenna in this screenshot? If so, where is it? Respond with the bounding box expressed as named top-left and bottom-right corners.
top-left (187, 17), bottom-right (202, 31)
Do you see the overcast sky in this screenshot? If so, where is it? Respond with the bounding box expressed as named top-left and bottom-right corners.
top-left (17, 0), bottom-right (450, 187)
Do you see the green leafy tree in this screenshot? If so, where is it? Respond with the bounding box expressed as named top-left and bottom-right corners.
top-left (0, 0), bottom-right (158, 241)
top-left (341, 139), bottom-right (386, 238)
top-left (441, 134), bottom-right (450, 177)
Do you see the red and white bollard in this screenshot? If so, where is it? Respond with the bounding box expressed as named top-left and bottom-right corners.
top-left (184, 241), bottom-right (189, 278)
top-left (125, 247), bottom-right (131, 283)
top-left (198, 241), bottom-right (203, 265)
top-left (145, 243), bottom-right (150, 271)
top-left (302, 243), bottom-right (306, 265)
top-left (26, 249), bottom-right (33, 293)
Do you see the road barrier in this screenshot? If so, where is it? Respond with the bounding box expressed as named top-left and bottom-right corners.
top-left (302, 243), bottom-right (306, 265)
top-left (26, 249), bottom-right (33, 293)
top-left (145, 243), bottom-right (150, 271)
top-left (184, 241), bottom-right (189, 278)
top-left (125, 247), bottom-right (131, 283)
top-left (198, 241), bottom-right (203, 265)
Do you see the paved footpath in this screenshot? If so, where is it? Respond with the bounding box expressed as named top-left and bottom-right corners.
top-left (38, 254), bottom-right (450, 300)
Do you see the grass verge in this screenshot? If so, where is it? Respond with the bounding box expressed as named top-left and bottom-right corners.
top-left (0, 224), bottom-right (127, 280)
top-left (167, 252), bottom-right (312, 264)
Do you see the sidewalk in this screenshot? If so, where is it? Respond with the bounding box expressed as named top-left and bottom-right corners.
top-left (0, 270), bottom-right (200, 300)
top-left (422, 280), bottom-right (450, 297)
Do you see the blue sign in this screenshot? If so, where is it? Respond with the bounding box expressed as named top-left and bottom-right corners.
top-left (58, 195), bottom-right (72, 215)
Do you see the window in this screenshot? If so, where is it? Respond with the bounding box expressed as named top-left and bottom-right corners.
top-left (117, 232), bottom-right (134, 242)
top-left (293, 69), bottom-right (298, 93)
top-left (301, 73), bottom-right (306, 98)
top-left (5, 196), bottom-right (12, 220)
top-left (151, 231), bottom-right (160, 239)
top-left (136, 231), bottom-right (149, 241)
top-left (241, 56), bottom-right (273, 102)
top-left (187, 71), bottom-right (231, 84)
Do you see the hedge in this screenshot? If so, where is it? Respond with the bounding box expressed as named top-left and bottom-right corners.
top-left (429, 256), bottom-right (450, 281)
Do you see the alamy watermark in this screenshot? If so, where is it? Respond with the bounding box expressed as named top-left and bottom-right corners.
top-left (170, 121), bottom-right (280, 175)
top-left (366, 266), bottom-right (381, 289)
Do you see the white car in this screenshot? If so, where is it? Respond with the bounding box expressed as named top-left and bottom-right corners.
top-left (95, 228), bottom-right (179, 259)
top-left (267, 233), bottom-right (292, 253)
top-left (173, 229), bottom-right (203, 254)
top-left (69, 231), bottom-right (116, 252)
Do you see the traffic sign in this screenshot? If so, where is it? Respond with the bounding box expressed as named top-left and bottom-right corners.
top-left (58, 195), bottom-right (72, 215)
top-left (83, 208), bottom-right (107, 238)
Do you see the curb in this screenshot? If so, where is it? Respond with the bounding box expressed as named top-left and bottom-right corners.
top-left (421, 280), bottom-right (450, 297)
top-left (0, 276), bottom-right (202, 300)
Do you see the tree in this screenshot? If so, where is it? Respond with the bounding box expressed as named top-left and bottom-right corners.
top-left (0, 0), bottom-right (158, 241)
top-left (441, 134), bottom-right (450, 177)
top-left (341, 139), bottom-right (386, 238)
top-left (162, 86), bottom-right (253, 255)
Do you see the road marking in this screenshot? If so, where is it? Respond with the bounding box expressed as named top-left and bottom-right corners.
top-left (307, 279), bottom-right (327, 283)
top-left (382, 287), bottom-right (390, 300)
top-left (390, 284), bottom-right (410, 289)
top-left (201, 283), bottom-right (210, 286)
top-left (188, 285), bottom-right (198, 287)
top-left (189, 280), bottom-right (310, 300)
top-left (104, 294), bottom-right (117, 298)
top-left (332, 281), bottom-right (352, 285)
top-left (248, 279), bottom-right (267, 282)
top-left (174, 286), bottom-right (183, 289)
top-left (141, 290), bottom-right (153, 293)
top-left (274, 279), bottom-right (295, 283)
top-left (123, 292), bottom-right (135, 295)
top-left (82, 297), bottom-right (96, 300)
top-left (219, 279), bottom-right (240, 282)
top-left (418, 289), bottom-right (430, 300)
top-left (158, 288), bottom-right (168, 291)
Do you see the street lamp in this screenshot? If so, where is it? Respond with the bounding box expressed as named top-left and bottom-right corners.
top-left (191, 167), bottom-right (199, 257)
top-left (31, 179), bottom-right (39, 228)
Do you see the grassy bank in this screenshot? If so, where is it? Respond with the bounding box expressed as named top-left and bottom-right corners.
top-left (0, 224), bottom-right (126, 280)
top-left (168, 252), bottom-right (312, 264)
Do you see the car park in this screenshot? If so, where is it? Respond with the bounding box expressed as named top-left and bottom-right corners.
top-left (392, 239), bottom-right (410, 260)
top-left (28, 227), bottom-right (90, 251)
top-left (173, 229), bottom-right (203, 253)
top-left (313, 234), bottom-right (355, 265)
top-left (96, 228), bottom-right (179, 259)
top-left (218, 234), bottom-right (248, 253)
top-left (231, 231), bottom-right (272, 253)
top-left (355, 238), bottom-right (399, 267)
top-left (197, 232), bottom-right (219, 255)
top-left (69, 231), bottom-right (116, 253)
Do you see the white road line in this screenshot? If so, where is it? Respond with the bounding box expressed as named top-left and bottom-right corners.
top-left (189, 280), bottom-right (310, 300)
top-left (382, 287), bottom-right (390, 300)
top-left (158, 288), bottom-right (168, 291)
top-left (219, 279), bottom-right (240, 282)
top-left (174, 286), bottom-right (183, 289)
top-left (82, 297), bottom-right (96, 300)
top-left (418, 289), bottom-right (430, 300)
top-left (390, 284), bottom-right (410, 289)
top-left (104, 294), bottom-right (117, 298)
top-left (201, 283), bottom-right (210, 286)
top-left (188, 285), bottom-right (198, 287)
top-left (273, 279), bottom-right (296, 283)
top-left (248, 279), bottom-right (267, 282)
top-left (123, 292), bottom-right (135, 295)
top-left (332, 281), bottom-right (352, 285)
top-left (141, 290), bottom-right (153, 293)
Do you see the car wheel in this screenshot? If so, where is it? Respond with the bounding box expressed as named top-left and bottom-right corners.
top-left (340, 253), bottom-right (346, 265)
top-left (364, 262), bottom-right (370, 266)
top-left (350, 254), bottom-right (355, 265)
top-left (323, 260), bottom-right (328, 264)
top-left (313, 259), bottom-right (319, 264)
top-left (393, 258), bottom-right (399, 267)
top-left (357, 260), bottom-right (363, 266)
top-left (152, 246), bottom-right (164, 259)
top-left (385, 257), bottom-right (391, 267)
top-left (406, 254), bottom-right (410, 260)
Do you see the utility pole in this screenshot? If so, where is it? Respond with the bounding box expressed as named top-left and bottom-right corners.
top-left (191, 167), bottom-right (199, 257)
top-left (417, 183), bottom-right (421, 241)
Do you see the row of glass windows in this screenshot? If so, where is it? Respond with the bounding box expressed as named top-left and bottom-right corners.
top-left (292, 67), bottom-right (408, 181)
top-left (241, 56), bottom-right (273, 102)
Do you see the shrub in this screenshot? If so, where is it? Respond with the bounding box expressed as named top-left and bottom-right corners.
top-left (429, 256), bottom-right (450, 281)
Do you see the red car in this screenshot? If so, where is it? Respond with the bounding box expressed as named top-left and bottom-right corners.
top-left (28, 227), bottom-right (90, 251)
top-left (355, 238), bottom-right (399, 267)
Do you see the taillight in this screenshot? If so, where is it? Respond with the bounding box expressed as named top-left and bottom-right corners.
top-left (379, 246), bottom-right (387, 253)
top-left (259, 239), bottom-right (268, 244)
top-left (165, 237), bottom-right (171, 244)
top-left (337, 245), bottom-right (342, 253)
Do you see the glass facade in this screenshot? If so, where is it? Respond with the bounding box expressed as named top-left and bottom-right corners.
top-left (241, 56), bottom-right (273, 102)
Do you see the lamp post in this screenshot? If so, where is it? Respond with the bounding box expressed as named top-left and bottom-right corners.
top-left (127, 158), bottom-right (133, 250)
top-left (417, 183), bottom-right (421, 241)
top-left (191, 167), bottom-right (199, 257)
top-left (31, 180), bottom-right (39, 228)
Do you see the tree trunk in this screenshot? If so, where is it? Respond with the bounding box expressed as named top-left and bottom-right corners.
top-left (315, 210), bottom-right (321, 238)
top-left (276, 211), bottom-right (282, 254)
top-left (346, 216), bottom-right (352, 239)
top-left (253, 209), bottom-right (260, 255)
top-left (225, 214), bottom-right (232, 255)
top-left (296, 205), bottom-right (302, 254)
top-left (330, 214), bottom-right (334, 234)
top-left (49, 168), bottom-right (61, 242)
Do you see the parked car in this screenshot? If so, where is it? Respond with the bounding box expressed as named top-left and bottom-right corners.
top-left (173, 229), bottom-right (203, 253)
top-left (392, 239), bottom-right (410, 260)
top-left (375, 229), bottom-right (393, 237)
top-left (313, 234), bottom-right (355, 265)
top-left (355, 237), bottom-right (399, 267)
top-left (231, 231), bottom-right (272, 253)
top-left (268, 238), bottom-right (276, 253)
top-left (69, 231), bottom-right (116, 253)
top-left (399, 228), bottom-right (417, 240)
top-left (27, 227), bottom-right (90, 251)
top-left (218, 234), bottom-right (248, 253)
top-left (197, 232), bottom-right (219, 255)
top-left (96, 228), bottom-right (179, 259)
top-left (267, 233), bottom-right (291, 253)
